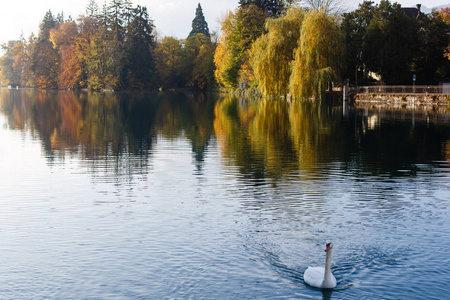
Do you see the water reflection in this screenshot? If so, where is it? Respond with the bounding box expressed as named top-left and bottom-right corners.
top-left (0, 89), bottom-right (217, 177)
top-left (1, 90), bottom-right (450, 299)
top-left (2, 89), bottom-right (450, 181)
top-left (213, 96), bottom-right (450, 181)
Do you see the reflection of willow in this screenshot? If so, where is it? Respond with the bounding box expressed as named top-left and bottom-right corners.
top-left (289, 101), bottom-right (338, 173)
top-left (214, 97), bottom-right (340, 180)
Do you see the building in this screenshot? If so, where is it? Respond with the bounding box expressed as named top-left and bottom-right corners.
top-left (403, 4), bottom-right (425, 20)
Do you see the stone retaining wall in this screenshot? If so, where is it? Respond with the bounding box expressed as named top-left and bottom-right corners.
top-left (354, 93), bottom-right (450, 106)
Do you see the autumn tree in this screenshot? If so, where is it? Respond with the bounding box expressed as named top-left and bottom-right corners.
top-left (31, 10), bottom-right (60, 89)
top-left (252, 7), bottom-right (304, 96)
top-left (438, 7), bottom-right (450, 62)
top-left (187, 34), bottom-right (217, 90)
top-left (73, 4), bottom-right (102, 88)
top-left (87, 27), bottom-right (114, 90)
top-left (0, 40), bottom-right (25, 86)
top-left (155, 36), bottom-right (183, 88)
top-left (50, 21), bottom-right (81, 89)
top-left (289, 11), bottom-right (344, 99)
top-left (214, 4), bottom-right (268, 89)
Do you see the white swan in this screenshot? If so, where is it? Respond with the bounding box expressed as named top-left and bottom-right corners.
top-left (304, 241), bottom-right (337, 289)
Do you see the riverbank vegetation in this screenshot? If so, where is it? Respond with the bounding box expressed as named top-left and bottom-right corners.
top-left (1, 0), bottom-right (450, 99)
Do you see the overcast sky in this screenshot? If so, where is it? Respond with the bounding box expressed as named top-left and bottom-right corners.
top-left (0, 0), bottom-right (449, 45)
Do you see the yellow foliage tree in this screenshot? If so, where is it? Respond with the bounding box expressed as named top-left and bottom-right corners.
top-left (251, 7), bottom-right (304, 97)
top-left (214, 5), bottom-right (267, 89)
top-left (155, 36), bottom-right (183, 88)
top-left (289, 11), bottom-right (344, 99)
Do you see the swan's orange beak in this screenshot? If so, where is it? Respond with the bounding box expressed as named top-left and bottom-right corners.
top-left (325, 244), bottom-right (330, 252)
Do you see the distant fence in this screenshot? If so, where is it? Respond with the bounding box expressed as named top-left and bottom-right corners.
top-left (353, 85), bottom-right (450, 94)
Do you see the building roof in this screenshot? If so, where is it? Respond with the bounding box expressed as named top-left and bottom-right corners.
top-left (403, 4), bottom-right (425, 20)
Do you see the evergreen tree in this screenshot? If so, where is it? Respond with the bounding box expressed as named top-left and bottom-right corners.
top-left (124, 5), bottom-right (157, 89)
top-left (31, 10), bottom-right (60, 89)
top-left (189, 3), bottom-right (210, 38)
top-left (86, 0), bottom-right (99, 17)
top-left (214, 4), bottom-right (268, 88)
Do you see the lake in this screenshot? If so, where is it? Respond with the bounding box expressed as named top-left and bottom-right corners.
top-left (0, 89), bottom-right (449, 299)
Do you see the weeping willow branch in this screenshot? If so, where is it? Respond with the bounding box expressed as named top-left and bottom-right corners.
top-left (289, 11), bottom-right (344, 100)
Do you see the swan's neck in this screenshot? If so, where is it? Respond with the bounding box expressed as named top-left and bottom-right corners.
top-left (323, 248), bottom-right (332, 282)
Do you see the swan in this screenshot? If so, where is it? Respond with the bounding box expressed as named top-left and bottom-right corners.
top-left (304, 241), bottom-right (337, 289)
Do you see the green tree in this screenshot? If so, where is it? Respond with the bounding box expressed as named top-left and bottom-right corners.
top-left (180, 33), bottom-right (210, 87)
top-left (86, 0), bottom-right (99, 17)
top-left (214, 4), bottom-right (268, 88)
top-left (362, 0), bottom-right (419, 84)
top-left (124, 5), bottom-right (157, 89)
top-left (189, 3), bottom-right (210, 37)
top-left (87, 27), bottom-right (114, 90)
top-left (31, 10), bottom-right (60, 89)
top-left (412, 11), bottom-right (450, 84)
top-left (155, 36), bottom-right (183, 88)
top-left (239, 0), bottom-right (291, 16)
top-left (341, 0), bottom-right (376, 85)
top-left (105, 0), bottom-right (134, 88)
top-left (190, 34), bottom-right (217, 90)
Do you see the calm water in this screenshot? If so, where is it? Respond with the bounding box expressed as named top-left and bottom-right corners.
top-left (1, 89), bottom-right (450, 299)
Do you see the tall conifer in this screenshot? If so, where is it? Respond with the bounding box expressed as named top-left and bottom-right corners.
top-left (189, 3), bottom-right (210, 38)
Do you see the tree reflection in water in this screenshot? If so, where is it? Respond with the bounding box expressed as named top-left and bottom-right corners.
top-left (2, 89), bottom-right (450, 183)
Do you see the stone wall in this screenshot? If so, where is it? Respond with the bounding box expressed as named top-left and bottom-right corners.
top-left (354, 93), bottom-right (450, 106)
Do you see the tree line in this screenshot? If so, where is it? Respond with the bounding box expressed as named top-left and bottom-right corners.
top-left (0, 0), bottom-right (215, 91)
top-left (1, 0), bottom-right (450, 98)
top-left (215, 0), bottom-right (450, 99)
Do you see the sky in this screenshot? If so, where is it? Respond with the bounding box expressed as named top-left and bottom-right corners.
top-left (0, 0), bottom-right (449, 46)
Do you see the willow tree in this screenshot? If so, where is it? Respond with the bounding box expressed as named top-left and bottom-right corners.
top-left (289, 11), bottom-right (344, 99)
top-left (252, 7), bottom-right (304, 96)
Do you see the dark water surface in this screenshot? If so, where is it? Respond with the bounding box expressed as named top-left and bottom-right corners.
top-left (1, 89), bottom-right (450, 299)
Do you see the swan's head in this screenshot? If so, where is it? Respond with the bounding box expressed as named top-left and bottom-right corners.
top-left (325, 240), bottom-right (333, 252)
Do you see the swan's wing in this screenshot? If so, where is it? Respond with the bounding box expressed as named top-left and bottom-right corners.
top-left (330, 272), bottom-right (337, 287)
top-left (303, 267), bottom-right (325, 288)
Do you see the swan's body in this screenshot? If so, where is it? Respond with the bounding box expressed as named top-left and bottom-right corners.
top-left (304, 241), bottom-right (337, 289)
